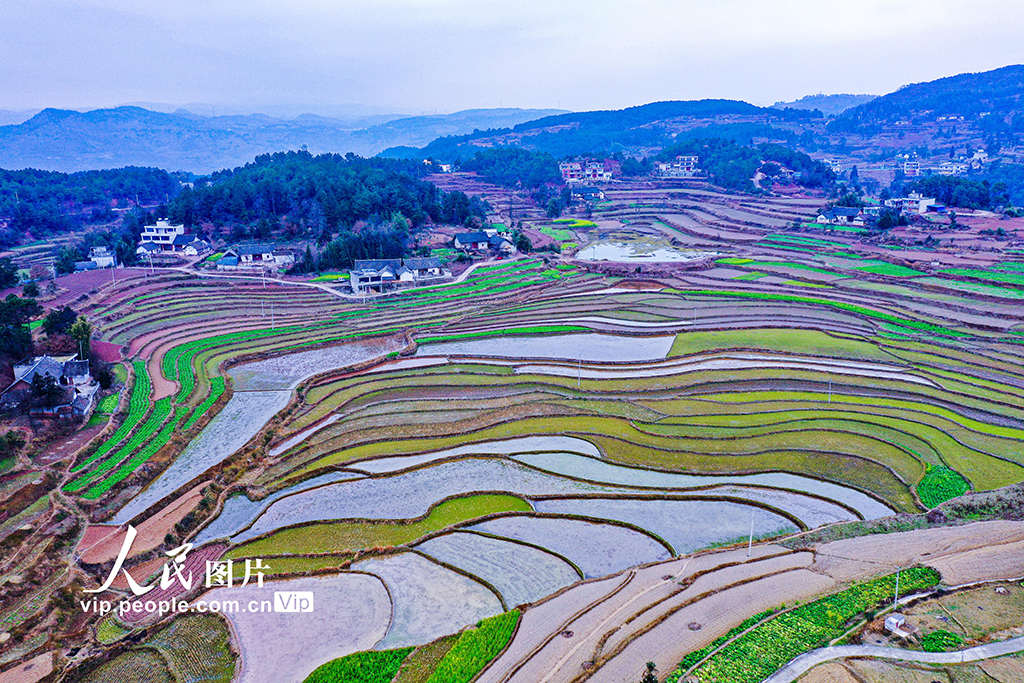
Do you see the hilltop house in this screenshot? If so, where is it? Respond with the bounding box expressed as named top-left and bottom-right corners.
top-left (885, 192), bottom-right (937, 215)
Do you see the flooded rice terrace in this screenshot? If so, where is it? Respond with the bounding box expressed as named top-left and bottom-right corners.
top-left (576, 241), bottom-right (718, 262)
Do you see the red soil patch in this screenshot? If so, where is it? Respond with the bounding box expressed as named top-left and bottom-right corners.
top-left (147, 354), bottom-right (177, 401)
top-left (46, 269), bottom-right (152, 309)
top-left (91, 340), bottom-right (123, 363)
top-left (111, 556), bottom-right (167, 590)
top-left (77, 481), bottom-right (210, 564)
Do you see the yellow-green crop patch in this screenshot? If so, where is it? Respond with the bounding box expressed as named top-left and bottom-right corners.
top-left (668, 329), bottom-right (892, 361)
top-left (226, 494), bottom-right (532, 558)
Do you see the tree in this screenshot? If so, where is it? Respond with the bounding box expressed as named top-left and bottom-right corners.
top-left (0, 295), bottom-right (42, 358)
top-left (31, 373), bottom-right (66, 407)
top-left (22, 281), bottom-right (40, 298)
top-left (69, 316), bottom-right (93, 360)
top-left (0, 258), bottom-right (18, 289)
top-left (43, 306), bottom-right (78, 336)
top-left (0, 430), bottom-right (25, 460)
top-left (54, 245), bottom-right (81, 275)
top-left (514, 231), bottom-right (533, 253)
top-left (641, 661), bottom-right (658, 683)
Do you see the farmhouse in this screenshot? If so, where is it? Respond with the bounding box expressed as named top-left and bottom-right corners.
top-left (656, 155), bottom-right (700, 178)
top-left (218, 243), bottom-right (276, 270)
top-left (816, 207), bottom-right (866, 226)
top-left (885, 192), bottom-right (936, 215)
top-left (89, 246), bottom-right (117, 268)
top-left (183, 239), bottom-right (212, 256)
top-left (1, 355), bottom-right (92, 413)
top-left (350, 257), bottom-right (451, 293)
top-left (559, 159), bottom-right (613, 184)
top-left (454, 232), bottom-right (491, 250)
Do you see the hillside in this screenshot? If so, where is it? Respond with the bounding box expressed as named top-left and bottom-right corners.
top-left (840, 64), bottom-right (1024, 123)
top-left (772, 94), bottom-right (877, 115)
top-left (0, 106), bottom-right (565, 174)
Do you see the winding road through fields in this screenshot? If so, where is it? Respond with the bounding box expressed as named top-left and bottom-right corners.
top-left (762, 635), bottom-right (1024, 683)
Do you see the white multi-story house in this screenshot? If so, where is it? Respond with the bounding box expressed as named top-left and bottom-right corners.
top-left (139, 220), bottom-right (189, 251)
top-left (656, 155), bottom-right (700, 178)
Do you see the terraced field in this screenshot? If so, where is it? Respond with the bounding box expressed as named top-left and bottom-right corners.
top-left (29, 182), bottom-right (1024, 683)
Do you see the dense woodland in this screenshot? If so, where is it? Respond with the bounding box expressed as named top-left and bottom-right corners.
top-left (167, 151), bottom-right (488, 244)
top-left (0, 167), bottom-right (175, 249)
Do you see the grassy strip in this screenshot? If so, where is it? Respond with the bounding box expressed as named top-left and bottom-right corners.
top-left (69, 361), bottom-right (151, 475)
top-left (686, 567), bottom-right (941, 683)
top-left (683, 289), bottom-right (967, 338)
top-left (303, 647), bottom-right (413, 683)
top-left (393, 636), bottom-right (459, 683)
top-left (917, 464), bottom-right (971, 509)
top-left (83, 405), bottom-right (189, 500)
top-left (182, 376), bottom-right (225, 430)
top-left (226, 494), bottom-right (531, 558)
top-left (940, 268), bottom-right (1024, 286)
top-left (425, 611), bottom-right (519, 683)
top-left (95, 393), bottom-right (119, 414)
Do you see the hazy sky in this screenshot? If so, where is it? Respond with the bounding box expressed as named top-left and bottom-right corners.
top-left (2, 0), bottom-right (1023, 115)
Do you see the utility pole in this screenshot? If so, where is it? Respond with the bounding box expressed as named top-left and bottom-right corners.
top-left (828, 377), bottom-right (832, 404)
top-left (747, 508), bottom-right (755, 557)
top-left (894, 567), bottom-right (901, 606)
top-left (577, 357), bottom-right (582, 389)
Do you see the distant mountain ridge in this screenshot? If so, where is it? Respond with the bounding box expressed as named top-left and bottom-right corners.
top-left (0, 106), bottom-right (566, 173)
top-left (381, 98), bottom-right (820, 161)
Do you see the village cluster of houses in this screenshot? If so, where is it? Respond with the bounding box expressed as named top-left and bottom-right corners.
top-left (559, 160), bottom-right (615, 184)
top-left (0, 355), bottom-right (95, 417)
top-left (816, 192), bottom-right (942, 227)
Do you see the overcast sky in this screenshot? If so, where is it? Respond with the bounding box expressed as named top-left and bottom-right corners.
top-left (2, 0), bottom-right (1023, 116)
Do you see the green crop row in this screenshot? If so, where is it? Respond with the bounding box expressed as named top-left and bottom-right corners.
top-left (917, 464), bottom-right (971, 509)
top-left (83, 404), bottom-right (188, 500)
top-left (940, 268), bottom-right (1024, 286)
top-left (182, 377), bottom-right (226, 430)
top-left (689, 567), bottom-right (941, 683)
top-left (302, 647), bottom-right (413, 683)
top-left (70, 361), bottom-right (151, 474)
top-left (425, 611), bottom-right (519, 683)
top-left (66, 397), bottom-right (173, 492)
